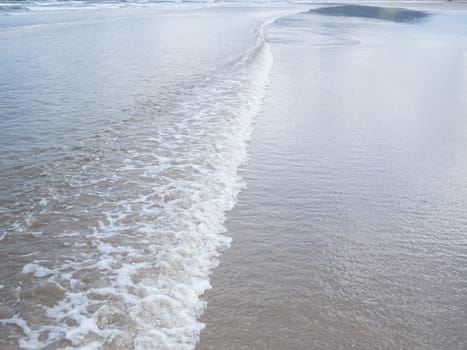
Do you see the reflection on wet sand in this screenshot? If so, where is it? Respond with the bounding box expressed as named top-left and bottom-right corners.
top-left (309, 5), bottom-right (430, 23)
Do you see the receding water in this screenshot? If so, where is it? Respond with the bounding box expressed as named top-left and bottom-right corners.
top-left (1, 2), bottom-right (467, 350)
top-left (199, 6), bottom-right (467, 350)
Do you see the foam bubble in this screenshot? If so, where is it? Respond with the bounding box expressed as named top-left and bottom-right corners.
top-left (4, 12), bottom-right (278, 350)
top-left (22, 263), bottom-right (54, 278)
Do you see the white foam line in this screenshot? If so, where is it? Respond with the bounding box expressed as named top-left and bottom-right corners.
top-left (8, 10), bottom-right (302, 350)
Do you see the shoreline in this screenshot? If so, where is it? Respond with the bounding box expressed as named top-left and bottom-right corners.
top-left (198, 2), bottom-right (467, 349)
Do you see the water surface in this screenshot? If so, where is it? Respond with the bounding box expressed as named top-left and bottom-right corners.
top-left (0, 4), bottom-right (289, 349)
top-left (199, 6), bottom-right (467, 350)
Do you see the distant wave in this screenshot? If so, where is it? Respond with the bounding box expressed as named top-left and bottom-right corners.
top-left (0, 0), bottom-right (222, 13)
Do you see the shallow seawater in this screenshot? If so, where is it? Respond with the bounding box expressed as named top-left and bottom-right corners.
top-left (198, 6), bottom-right (467, 350)
top-left (0, 4), bottom-right (294, 349)
top-left (2, 2), bottom-right (467, 350)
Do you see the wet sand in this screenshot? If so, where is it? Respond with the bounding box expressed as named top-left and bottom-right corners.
top-left (309, 5), bottom-right (430, 23)
top-left (198, 3), bottom-right (467, 349)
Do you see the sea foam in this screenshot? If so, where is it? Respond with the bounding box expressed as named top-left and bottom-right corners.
top-left (6, 16), bottom-right (274, 350)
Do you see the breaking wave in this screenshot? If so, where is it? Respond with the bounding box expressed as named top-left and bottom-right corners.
top-left (0, 18), bottom-right (274, 350)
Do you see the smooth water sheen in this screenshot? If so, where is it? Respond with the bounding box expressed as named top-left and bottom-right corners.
top-left (199, 5), bottom-right (467, 350)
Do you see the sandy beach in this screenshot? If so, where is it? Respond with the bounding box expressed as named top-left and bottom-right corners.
top-left (0, 1), bottom-right (466, 349)
top-left (198, 3), bottom-right (467, 349)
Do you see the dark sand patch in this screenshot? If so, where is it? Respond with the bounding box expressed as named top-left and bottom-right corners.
top-left (309, 5), bottom-right (430, 23)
